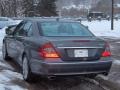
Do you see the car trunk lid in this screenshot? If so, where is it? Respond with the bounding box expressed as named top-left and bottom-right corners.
top-left (43, 37), bottom-right (105, 61)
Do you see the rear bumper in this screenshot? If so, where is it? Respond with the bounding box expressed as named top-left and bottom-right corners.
top-left (30, 59), bottom-right (112, 76)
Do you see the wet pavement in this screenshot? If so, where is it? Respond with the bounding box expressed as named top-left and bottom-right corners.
top-left (96, 37), bottom-right (120, 90)
top-left (0, 37), bottom-right (120, 90)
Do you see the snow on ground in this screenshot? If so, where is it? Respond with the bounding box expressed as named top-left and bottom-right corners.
top-left (0, 61), bottom-right (26, 89)
top-left (0, 21), bottom-right (27, 90)
top-left (0, 28), bottom-right (5, 47)
top-left (113, 60), bottom-right (120, 65)
top-left (82, 20), bottom-right (120, 38)
top-left (116, 41), bottom-right (120, 44)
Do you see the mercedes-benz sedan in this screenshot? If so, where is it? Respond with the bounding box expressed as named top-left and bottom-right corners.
top-left (2, 18), bottom-right (112, 82)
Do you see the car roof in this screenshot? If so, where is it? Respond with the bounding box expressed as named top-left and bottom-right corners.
top-left (23, 17), bottom-right (80, 23)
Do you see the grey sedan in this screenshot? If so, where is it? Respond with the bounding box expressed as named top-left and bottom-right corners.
top-left (2, 18), bottom-right (112, 82)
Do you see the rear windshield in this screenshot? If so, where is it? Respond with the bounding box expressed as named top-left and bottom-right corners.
top-left (38, 22), bottom-right (94, 37)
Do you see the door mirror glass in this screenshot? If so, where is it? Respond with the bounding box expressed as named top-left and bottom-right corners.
top-left (5, 25), bottom-right (16, 35)
top-left (5, 28), bottom-right (13, 35)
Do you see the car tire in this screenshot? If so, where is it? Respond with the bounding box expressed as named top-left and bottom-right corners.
top-left (2, 43), bottom-right (9, 61)
top-left (22, 55), bottom-right (34, 82)
top-left (103, 72), bottom-right (109, 76)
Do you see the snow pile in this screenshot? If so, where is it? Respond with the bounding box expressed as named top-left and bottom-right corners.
top-left (0, 58), bottom-right (27, 90)
top-left (82, 20), bottom-right (120, 37)
top-left (0, 70), bottom-right (23, 82)
top-left (0, 70), bottom-right (25, 90)
top-left (0, 60), bottom-right (13, 70)
top-left (116, 4), bottom-right (120, 8)
top-left (0, 28), bottom-right (6, 48)
top-left (113, 60), bottom-right (120, 65)
top-left (0, 23), bottom-right (27, 90)
top-left (116, 41), bottom-right (120, 44)
top-left (0, 85), bottom-right (26, 90)
top-left (0, 20), bottom-right (21, 47)
top-left (9, 20), bottom-right (22, 26)
top-left (0, 60), bottom-right (26, 90)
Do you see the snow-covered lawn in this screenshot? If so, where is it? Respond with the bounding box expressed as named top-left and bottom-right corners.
top-left (82, 20), bottom-right (120, 38)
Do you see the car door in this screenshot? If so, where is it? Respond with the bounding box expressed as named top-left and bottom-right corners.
top-left (13, 21), bottom-right (32, 65)
top-left (7, 22), bottom-right (25, 59)
top-left (5, 25), bottom-right (16, 51)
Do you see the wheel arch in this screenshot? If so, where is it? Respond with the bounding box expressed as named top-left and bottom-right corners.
top-left (21, 49), bottom-right (31, 65)
top-left (22, 52), bottom-right (26, 61)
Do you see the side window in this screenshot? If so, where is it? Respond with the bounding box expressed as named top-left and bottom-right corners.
top-left (27, 25), bottom-right (33, 37)
top-left (23, 22), bottom-right (32, 36)
top-left (18, 22), bottom-right (32, 36)
top-left (14, 21), bottom-right (25, 36)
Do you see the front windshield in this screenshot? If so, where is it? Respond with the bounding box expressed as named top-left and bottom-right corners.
top-left (38, 22), bottom-right (94, 37)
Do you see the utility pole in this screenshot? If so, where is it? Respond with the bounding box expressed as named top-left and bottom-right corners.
top-left (111, 0), bottom-right (114, 30)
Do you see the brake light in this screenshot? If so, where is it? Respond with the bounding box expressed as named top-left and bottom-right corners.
top-left (102, 42), bottom-right (111, 57)
top-left (39, 42), bottom-right (60, 58)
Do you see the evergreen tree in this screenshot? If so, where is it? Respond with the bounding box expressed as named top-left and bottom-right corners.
top-left (36, 0), bottom-right (58, 16)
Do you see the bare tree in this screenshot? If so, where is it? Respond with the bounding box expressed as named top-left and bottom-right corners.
top-left (36, 0), bottom-right (58, 16)
top-left (22, 0), bottom-right (34, 17)
top-left (0, 0), bottom-right (23, 17)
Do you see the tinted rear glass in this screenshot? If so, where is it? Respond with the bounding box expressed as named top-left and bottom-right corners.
top-left (38, 22), bottom-right (94, 37)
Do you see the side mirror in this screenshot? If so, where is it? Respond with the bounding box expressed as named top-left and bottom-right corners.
top-left (5, 28), bottom-right (9, 34)
top-left (5, 25), bottom-right (16, 35)
top-left (5, 28), bottom-right (14, 35)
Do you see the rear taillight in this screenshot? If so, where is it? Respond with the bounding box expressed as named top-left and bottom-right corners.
top-left (39, 42), bottom-right (60, 58)
top-left (102, 42), bottom-right (111, 57)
